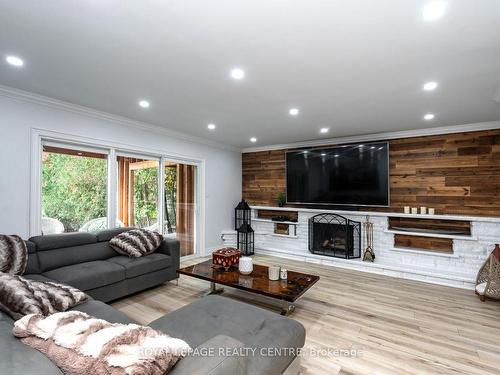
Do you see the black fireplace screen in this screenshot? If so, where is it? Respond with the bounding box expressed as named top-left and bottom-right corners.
top-left (308, 213), bottom-right (361, 259)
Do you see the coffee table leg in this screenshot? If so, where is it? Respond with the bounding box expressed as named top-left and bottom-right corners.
top-left (208, 281), bottom-right (224, 295)
top-left (280, 301), bottom-right (296, 316)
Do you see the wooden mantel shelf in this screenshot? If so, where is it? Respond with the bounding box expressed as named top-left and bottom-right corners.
top-left (251, 205), bottom-right (500, 223)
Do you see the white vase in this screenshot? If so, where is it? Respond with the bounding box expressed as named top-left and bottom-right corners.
top-left (239, 257), bottom-right (253, 275)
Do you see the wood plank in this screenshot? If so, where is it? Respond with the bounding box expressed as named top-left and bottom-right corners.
top-left (394, 234), bottom-right (453, 252)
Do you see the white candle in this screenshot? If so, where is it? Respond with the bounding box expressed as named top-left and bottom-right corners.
top-left (420, 206), bottom-right (427, 215)
top-left (428, 208), bottom-right (435, 215)
top-left (411, 207), bottom-right (418, 214)
top-left (404, 206), bottom-right (410, 214)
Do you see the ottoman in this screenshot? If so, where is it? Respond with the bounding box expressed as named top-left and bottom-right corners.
top-left (149, 295), bottom-right (305, 375)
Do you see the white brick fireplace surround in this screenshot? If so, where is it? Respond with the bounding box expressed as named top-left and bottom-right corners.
top-left (221, 206), bottom-right (500, 289)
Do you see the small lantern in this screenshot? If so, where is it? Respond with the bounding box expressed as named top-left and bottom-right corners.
top-left (235, 199), bottom-right (251, 230)
top-left (237, 223), bottom-right (255, 256)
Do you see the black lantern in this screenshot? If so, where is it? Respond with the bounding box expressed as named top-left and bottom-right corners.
top-left (234, 199), bottom-right (251, 230)
top-left (237, 222), bottom-right (255, 256)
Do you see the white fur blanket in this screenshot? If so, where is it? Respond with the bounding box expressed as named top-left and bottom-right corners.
top-left (13, 311), bottom-right (191, 375)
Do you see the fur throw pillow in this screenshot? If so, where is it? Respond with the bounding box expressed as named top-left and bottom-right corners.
top-left (110, 229), bottom-right (163, 257)
top-left (0, 274), bottom-right (87, 320)
top-left (0, 235), bottom-right (28, 275)
top-left (13, 311), bottom-right (191, 375)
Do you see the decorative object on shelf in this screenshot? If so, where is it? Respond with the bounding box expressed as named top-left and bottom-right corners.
top-left (275, 223), bottom-right (289, 235)
top-left (271, 215), bottom-right (294, 222)
top-left (404, 206), bottom-right (410, 214)
top-left (237, 222), bottom-right (255, 256)
top-left (238, 256), bottom-right (253, 275)
top-left (362, 216), bottom-right (375, 262)
top-left (277, 192), bottom-right (286, 207)
top-left (411, 207), bottom-right (418, 214)
top-left (280, 268), bottom-right (288, 280)
top-left (268, 265), bottom-right (280, 281)
top-left (234, 199), bottom-right (251, 231)
top-left (475, 244), bottom-right (500, 301)
top-left (428, 208), bottom-right (435, 215)
top-left (420, 206), bottom-right (427, 215)
top-left (212, 247), bottom-right (241, 271)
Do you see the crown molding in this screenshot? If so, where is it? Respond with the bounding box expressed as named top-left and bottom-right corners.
top-left (0, 84), bottom-right (240, 153)
top-left (241, 121), bottom-right (500, 153)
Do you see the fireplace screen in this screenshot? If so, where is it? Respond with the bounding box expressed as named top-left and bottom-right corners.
top-left (308, 213), bottom-right (361, 259)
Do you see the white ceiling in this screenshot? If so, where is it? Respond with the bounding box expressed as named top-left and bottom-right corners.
top-left (1, 0), bottom-right (499, 149)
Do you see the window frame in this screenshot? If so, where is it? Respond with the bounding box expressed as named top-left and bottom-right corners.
top-left (30, 128), bottom-right (205, 256)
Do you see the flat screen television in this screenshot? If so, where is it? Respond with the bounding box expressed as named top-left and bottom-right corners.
top-left (286, 142), bottom-right (389, 206)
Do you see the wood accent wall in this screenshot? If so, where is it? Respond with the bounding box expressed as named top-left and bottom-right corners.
top-left (242, 129), bottom-right (500, 216)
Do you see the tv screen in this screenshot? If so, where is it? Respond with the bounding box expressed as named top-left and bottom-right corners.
top-left (286, 142), bottom-right (389, 206)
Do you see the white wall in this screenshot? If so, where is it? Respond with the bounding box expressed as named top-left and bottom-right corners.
top-left (0, 93), bottom-right (242, 253)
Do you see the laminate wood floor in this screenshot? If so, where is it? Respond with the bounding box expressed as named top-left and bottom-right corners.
top-left (112, 255), bottom-right (500, 375)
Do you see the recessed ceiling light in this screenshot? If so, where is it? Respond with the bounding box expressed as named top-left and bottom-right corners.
top-left (138, 100), bottom-right (150, 109)
top-left (424, 113), bottom-right (435, 120)
top-left (321, 153), bottom-right (326, 157)
top-left (423, 81), bottom-right (438, 91)
top-left (320, 127), bottom-right (329, 134)
top-left (334, 154), bottom-right (339, 158)
top-left (250, 137), bottom-right (257, 143)
top-left (5, 55), bottom-right (24, 67)
top-left (422, 1), bottom-right (447, 22)
top-left (289, 108), bottom-right (300, 116)
top-left (370, 146), bottom-right (376, 149)
top-left (230, 68), bottom-right (245, 80)
top-left (207, 123), bottom-right (216, 130)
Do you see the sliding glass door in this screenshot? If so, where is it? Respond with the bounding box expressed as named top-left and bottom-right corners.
top-left (117, 155), bottom-right (159, 230)
top-left (164, 162), bottom-right (197, 256)
top-left (38, 138), bottom-right (200, 256)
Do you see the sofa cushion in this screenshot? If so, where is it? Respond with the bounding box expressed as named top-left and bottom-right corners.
top-left (96, 227), bottom-right (134, 242)
top-left (69, 300), bottom-right (136, 324)
top-left (149, 295), bottom-right (305, 375)
top-left (107, 253), bottom-right (172, 278)
top-left (30, 232), bottom-right (96, 251)
top-left (37, 242), bottom-right (117, 272)
top-left (109, 229), bottom-right (163, 257)
top-left (0, 235), bottom-right (28, 275)
top-left (23, 273), bottom-right (56, 283)
top-left (0, 274), bottom-right (87, 320)
top-left (43, 260), bottom-right (125, 290)
top-left (24, 241), bottom-right (41, 274)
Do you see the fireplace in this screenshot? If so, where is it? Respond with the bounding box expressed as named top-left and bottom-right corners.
top-left (308, 213), bottom-right (361, 259)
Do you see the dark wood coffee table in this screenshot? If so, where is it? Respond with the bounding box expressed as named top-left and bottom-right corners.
top-left (177, 260), bottom-right (319, 315)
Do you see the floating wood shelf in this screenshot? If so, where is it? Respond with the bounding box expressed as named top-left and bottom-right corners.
top-left (256, 209), bottom-right (298, 222)
top-left (384, 229), bottom-right (476, 241)
top-left (388, 217), bottom-right (471, 236)
top-left (394, 234), bottom-right (453, 253)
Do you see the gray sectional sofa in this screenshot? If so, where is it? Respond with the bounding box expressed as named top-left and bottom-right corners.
top-left (24, 227), bottom-right (180, 301)
top-left (0, 228), bottom-right (305, 375)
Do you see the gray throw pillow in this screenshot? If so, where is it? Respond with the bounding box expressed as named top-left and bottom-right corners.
top-left (0, 273), bottom-right (87, 320)
top-left (0, 235), bottom-right (28, 275)
top-left (109, 229), bottom-right (163, 257)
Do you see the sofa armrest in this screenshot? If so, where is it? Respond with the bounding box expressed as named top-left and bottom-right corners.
top-left (157, 238), bottom-right (180, 273)
top-left (170, 335), bottom-right (246, 375)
